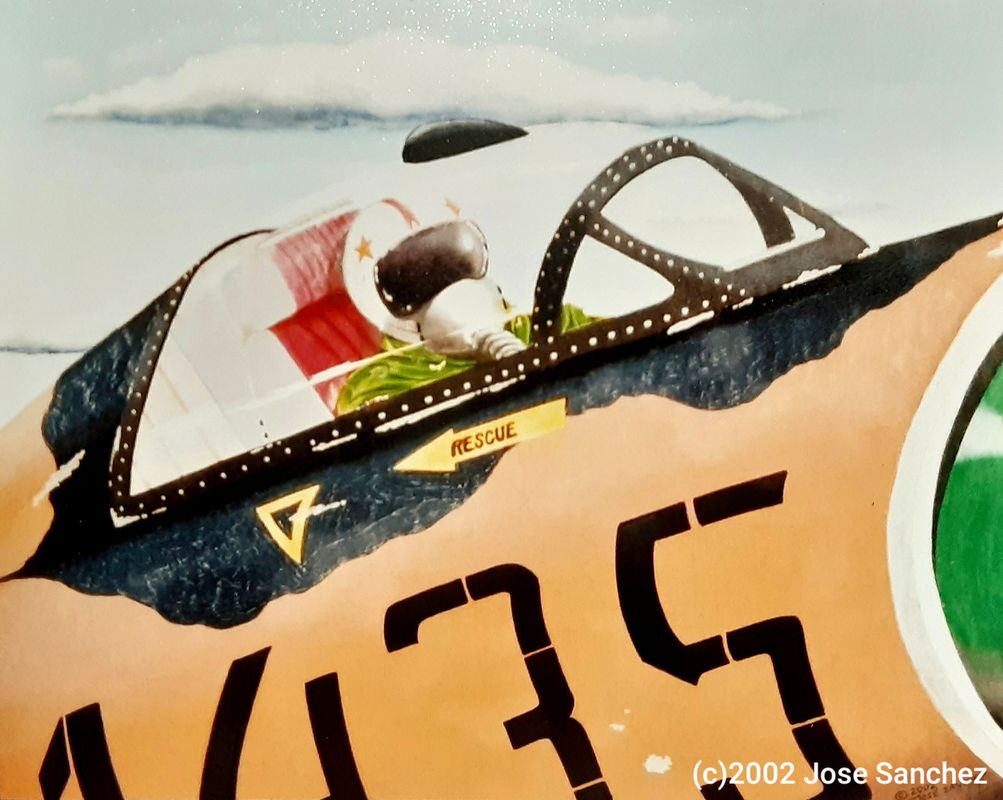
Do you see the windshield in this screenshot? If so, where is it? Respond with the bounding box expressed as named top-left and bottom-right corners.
top-left (118, 129), bottom-right (865, 508)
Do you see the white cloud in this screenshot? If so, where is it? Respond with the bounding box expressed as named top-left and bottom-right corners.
top-left (52, 31), bottom-right (789, 128)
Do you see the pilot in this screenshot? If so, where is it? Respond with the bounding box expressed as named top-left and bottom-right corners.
top-left (373, 219), bottom-right (526, 360)
top-left (248, 196), bottom-right (593, 416)
top-left (334, 198), bottom-right (529, 413)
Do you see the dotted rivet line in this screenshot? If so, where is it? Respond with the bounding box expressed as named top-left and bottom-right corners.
top-left (553, 297), bottom-right (725, 362)
top-left (108, 232), bottom-right (293, 520)
top-left (120, 304), bottom-right (662, 513)
top-left (113, 273), bottom-right (193, 514)
top-left (123, 148), bottom-right (827, 516)
top-left (116, 295), bottom-right (707, 519)
top-left (532, 132), bottom-right (834, 348)
top-left (378, 353), bottom-right (542, 424)
top-left (564, 215), bottom-right (743, 331)
top-left (115, 172), bottom-right (740, 518)
top-left (113, 254), bottom-right (389, 516)
top-left (592, 216), bottom-right (727, 287)
top-left (126, 167), bottom-right (733, 514)
top-left (532, 137), bottom-right (692, 336)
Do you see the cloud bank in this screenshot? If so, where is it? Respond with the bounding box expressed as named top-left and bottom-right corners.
top-left (52, 32), bottom-right (790, 129)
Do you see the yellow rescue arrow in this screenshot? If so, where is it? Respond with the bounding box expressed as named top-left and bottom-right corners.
top-left (394, 398), bottom-right (567, 474)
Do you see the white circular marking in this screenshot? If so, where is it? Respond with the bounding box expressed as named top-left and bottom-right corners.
top-left (888, 275), bottom-right (1003, 775)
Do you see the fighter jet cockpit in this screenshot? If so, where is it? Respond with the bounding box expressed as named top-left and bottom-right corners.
top-left (115, 123), bottom-right (866, 515)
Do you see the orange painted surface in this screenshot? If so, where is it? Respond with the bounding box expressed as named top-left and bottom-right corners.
top-left (0, 230), bottom-right (1002, 798)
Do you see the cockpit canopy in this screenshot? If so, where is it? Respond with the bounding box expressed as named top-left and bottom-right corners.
top-left (112, 125), bottom-right (866, 520)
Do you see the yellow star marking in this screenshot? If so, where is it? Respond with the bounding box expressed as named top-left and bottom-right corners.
top-left (255, 484), bottom-right (321, 565)
top-left (445, 198), bottom-right (461, 217)
top-left (355, 236), bottom-right (373, 261)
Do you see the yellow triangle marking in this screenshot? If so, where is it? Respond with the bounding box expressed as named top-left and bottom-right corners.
top-left (395, 397), bottom-right (566, 474)
top-left (255, 484), bottom-right (321, 565)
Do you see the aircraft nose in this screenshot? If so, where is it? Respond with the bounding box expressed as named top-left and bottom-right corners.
top-left (375, 220), bottom-right (489, 318)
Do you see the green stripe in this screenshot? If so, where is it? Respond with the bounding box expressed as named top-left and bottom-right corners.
top-left (936, 455), bottom-right (1003, 654)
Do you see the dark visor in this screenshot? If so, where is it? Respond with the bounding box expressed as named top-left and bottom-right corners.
top-left (375, 220), bottom-right (488, 317)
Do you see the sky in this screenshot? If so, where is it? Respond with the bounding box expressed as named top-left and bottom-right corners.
top-left (1, 0), bottom-right (1002, 424)
top-left (4, 0), bottom-right (1003, 123)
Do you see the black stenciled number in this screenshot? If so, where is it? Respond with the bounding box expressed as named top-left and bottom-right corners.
top-left (36, 705), bottom-right (126, 800)
top-left (202, 648), bottom-right (371, 800)
top-left (38, 720), bottom-right (71, 800)
top-left (34, 647), bottom-right (370, 800)
top-left (65, 704), bottom-right (128, 800)
top-left (616, 471), bottom-right (871, 800)
top-left (200, 647), bottom-right (271, 800)
top-left (385, 564), bottom-right (612, 800)
top-left (700, 780), bottom-right (745, 800)
top-left (305, 671), bottom-right (370, 800)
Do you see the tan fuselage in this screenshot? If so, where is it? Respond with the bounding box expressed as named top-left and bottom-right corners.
top-left (1, 229), bottom-right (1002, 799)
